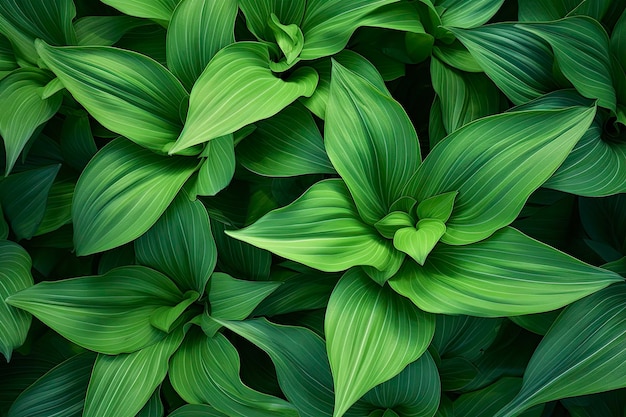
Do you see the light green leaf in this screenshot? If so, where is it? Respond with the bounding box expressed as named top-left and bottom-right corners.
top-left (437, 0), bottom-right (504, 29)
top-left (169, 42), bottom-right (318, 154)
top-left (393, 220), bottom-right (446, 266)
top-left (358, 2), bottom-right (425, 33)
top-left (135, 189), bottom-right (217, 294)
top-left (74, 16), bottom-right (148, 46)
top-left (226, 179), bottom-right (403, 274)
top-left (0, 241), bottom-right (33, 362)
top-left (6, 266), bottom-right (187, 354)
top-left (375, 212), bottom-right (415, 239)
top-left (169, 405), bottom-right (228, 417)
top-left (59, 110), bottom-right (97, 171)
top-left (237, 102), bottom-right (335, 177)
top-left (169, 329), bottom-right (298, 417)
top-left (326, 268), bottom-right (435, 417)
top-left (0, 69), bottom-right (62, 174)
top-left (390, 227), bottom-right (623, 317)
top-left (208, 273), bottom-right (281, 320)
top-left (33, 179), bottom-right (74, 236)
top-left (416, 191), bottom-right (458, 223)
top-left (36, 41), bottom-right (189, 153)
top-left (166, 0), bottom-right (237, 89)
top-left (100, 0), bottom-right (179, 23)
top-left (7, 353), bottom-right (95, 417)
top-left (72, 138), bottom-right (197, 256)
top-left (237, 0), bottom-right (306, 42)
top-left (495, 284), bottom-right (626, 417)
top-left (518, 0), bottom-right (612, 22)
top-left (405, 106), bottom-right (595, 245)
top-left (84, 327), bottom-right (185, 417)
top-left (269, 13), bottom-right (304, 66)
top-left (326, 62), bottom-right (421, 225)
top-left (193, 134), bottom-right (235, 196)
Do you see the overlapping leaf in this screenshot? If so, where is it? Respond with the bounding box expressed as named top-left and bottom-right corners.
top-left (100, 0), bottom-right (179, 23)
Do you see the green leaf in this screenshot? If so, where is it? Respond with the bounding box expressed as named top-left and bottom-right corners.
top-left (59, 110), bottom-right (97, 171)
top-left (135, 189), bottom-right (217, 294)
top-left (439, 357), bottom-right (479, 391)
top-left (166, 0), bottom-right (237, 90)
top-left (454, 378), bottom-right (537, 417)
top-left (389, 227), bottom-right (623, 317)
top-left (72, 138), bottom-right (197, 256)
top-left (193, 134), bottom-right (235, 196)
top-left (136, 389), bottom-right (165, 417)
top-left (561, 389), bottom-right (626, 417)
top-left (169, 329), bottom-right (298, 417)
top-left (393, 220), bottom-right (446, 266)
top-left (326, 268), bottom-right (435, 417)
top-left (0, 35), bottom-right (18, 80)
top-left (208, 273), bottom-right (281, 320)
top-left (6, 266), bottom-right (188, 354)
top-left (0, 164), bottom-right (60, 240)
top-left (0, 69), bottom-right (62, 174)
top-left (432, 315), bottom-right (502, 361)
top-left (74, 16), bottom-right (148, 46)
top-left (326, 62), bottom-right (421, 225)
top-left (518, 0), bottom-right (612, 22)
top-left (437, 0), bottom-right (504, 29)
top-left (612, 9), bottom-right (626, 71)
top-left (7, 353), bottom-right (95, 417)
top-left (35, 42), bottom-right (189, 153)
top-left (237, 0), bottom-right (306, 42)
top-left (509, 310), bottom-right (561, 336)
top-left (375, 212), bottom-right (415, 239)
top-left (169, 405), bottom-right (228, 417)
top-left (237, 102), bottom-right (335, 177)
top-left (0, 241), bottom-right (33, 362)
top-left (84, 327), bottom-right (185, 417)
top-left (0, 207), bottom-right (8, 240)
top-left (268, 13), bottom-right (304, 66)
top-left (168, 42), bottom-right (318, 154)
top-left (416, 191), bottom-right (458, 223)
top-left (405, 106), bottom-right (596, 245)
top-left (495, 284), bottom-right (626, 417)
top-left (33, 179), bottom-right (74, 236)
top-left (226, 179), bottom-right (403, 274)
top-left (100, 0), bottom-right (179, 23)
top-left (432, 41), bottom-right (483, 73)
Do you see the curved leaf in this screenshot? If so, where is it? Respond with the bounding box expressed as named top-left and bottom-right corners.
top-left (431, 315), bottom-right (502, 361)
top-left (169, 42), bottom-right (318, 154)
top-left (238, 0), bottom-right (306, 41)
top-left (326, 268), bottom-right (435, 417)
top-left (169, 405), bottom-right (228, 417)
top-left (36, 42), bottom-right (189, 153)
top-left (100, 0), bottom-right (179, 23)
top-left (72, 138), bottom-right (197, 256)
top-left (193, 134), bottom-right (235, 196)
top-left (136, 389), bottom-right (164, 417)
top-left (208, 273), bottom-right (280, 320)
top-left (438, 0), bottom-right (504, 29)
top-left (389, 227), bottom-right (623, 317)
top-left (33, 179), bottom-right (74, 236)
top-left (0, 35), bottom-right (17, 80)
top-left (612, 9), bottom-right (626, 71)
top-left (518, 0), bottom-right (612, 22)
top-left (59, 110), bottom-right (97, 171)
top-left (74, 16), bottom-right (148, 46)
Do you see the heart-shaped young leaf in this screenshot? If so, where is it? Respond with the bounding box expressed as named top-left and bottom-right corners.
top-left (166, 0), bottom-right (237, 90)
top-left (72, 138), bottom-right (197, 256)
top-left (135, 189), bottom-right (217, 294)
top-left (375, 212), bottom-right (415, 239)
top-left (326, 268), bottom-right (435, 417)
top-left (405, 106), bottom-right (596, 245)
top-left (6, 266), bottom-right (188, 354)
top-left (100, 0), bottom-right (179, 23)
top-left (393, 220), bottom-right (446, 266)
top-left (436, 0), bottom-right (504, 29)
top-left (36, 41), bottom-right (189, 153)
top-left (0, 241), bottom-right (33, 362)
top-left (169, 329), bottom-right (298, 417)
top-left (169, 42), bottom-right (318, 154)
top-left (208, 272), bottom-right (281, 320)
top-left (227, 179), bottom-right (403, 274)
top-left (238, 0), bottom-right (306, 42)
top-left (326, 62), bottom-right (421, 225)
top-left (74, 16), bottom-right (148, 47)
top-left (84, 327), bottom-right (186, 417)
top-left (416, 191), bottom-right (458, 223)
top-left (495, 283), bottom-right (626, 416)
top-left (390, 227), bottom-right (623, 317)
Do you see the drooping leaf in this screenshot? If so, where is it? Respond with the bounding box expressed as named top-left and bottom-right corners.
top-left (36, 41), bottom-right (190, 153)
top-left (389, 227), bottom-right (623, 317)
top-left (405, 106), bottom-right (596, 245)
top-left (168, 42), bottom-right (318, 154)
top-left (135, 189), bottom-right (217, 294)
top-left (268, 13), bottom-right (305, 68)
top-left (166, 0), bottom-right (238, 89)
top-left (326, 268), bottom-right (435, 417)
top-left (193, 134), bottom-right (235, 197)
top-left (326, 62), bottom-right (421, 225)
top-left (74, 16), bottom-right (148, 46)
top-left (169, 329), bottom-right (298, 417)
top-left (100, 0), bottom-right (179, 23)
top-left (72, 138), bottom-right (197, 256)
top-left (432, 41), bottom-right (483, 73)
top-left (6, 266), bottom-right (189, 354)
top-left (208, 272), bottom-right (281, 320)
top-left (227, 179), bottom-right (403, 274)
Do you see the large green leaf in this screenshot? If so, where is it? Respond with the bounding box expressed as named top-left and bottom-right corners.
top-left (404, 106), bottom-right (595, 245)
top-left (0, 69), bottom-right (62, 174)
top-left (0, 241), bottom-right (33, 362)
top-left (326, 269), bottom-right (435, 417)
top-left (518, 0), bottom-right (612, 22)
top-left (33, 179), bottom-right (74, 237)
top-left (227, 179), bottom-right (403, 274)
top-left (100, 0), bottom-right (179, 23)
top-left (326, 62), bottom-right (421, 225)
top-left (561, 389), bottom-right (626, 417)
top-left (59, 110), bottom-right (97, 171)
top-left (495, 284), bottom-right (626, 417)
top-left (74, 16), bottom-right (148, 47)
top-left (7, 353), bottom-right (95, 417)
top-left (208, 273), bottom-right (281, 320)
top-left (168, 42), bottom-right (318, 154)
top-left (390, 227), bottom-right (623, 317)
top-left (36, 42), bottom-right (189, 153)
top-left (166, 0), bottom-right (237, 89)
top-left (135, 189), bottom-right (217, 294)
top-left (84, 327), bottom-right (185, 417)
top-left (192, 134), bottom-right (235, 197)
top-left (72, 138), bottom-right (197, 256)
top-left (437, 0), bottom-right (504, 29)
top-left (6, 266), bottom-right (191, 354)
top-left (169, 329), bottom-right (298, 417)
top-left (454, 378), bottom-right (543, 417)
top-left (136, 389), bottom-right (164, 417)
top-left (431, 315), bottom-right (502, 361)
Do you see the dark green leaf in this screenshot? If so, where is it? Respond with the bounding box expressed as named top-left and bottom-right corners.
top-left (518, 0), bottom-right (612, 22)
top-left (168, 405), bottom-right (227, 417)
top-left (100, 0), bottom-right (179, 23)
top-left (33, 179), bottom-right (74, 236)
top-left (74, 16), bottom-right (148, 46)
top-left (438, 0), bottom-right (504, 29)
top-left (135, 389), bottom-right (164, 417)
top-left (237, 0), bottom-right (306, 42)
top-left (59, 110), bottom-right (97, 171)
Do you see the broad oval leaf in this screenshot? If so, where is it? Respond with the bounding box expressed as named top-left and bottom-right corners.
top-left (169, 42), bottom-right (318, 154)
top-left (72, 138), bottom-right (197, 256)
top-left (135, 189), bottom-right (217, 294)
top-left (326, 62), bottom-right (421, 225)
top-left (6, 266), bottom-right (187, 354)
top-left (389, 227), bottom-right (623, 317)
top-left (36, 41), bottom-right (189, 153)
top-left (226, 179), bottom-right (403, 274)
top-left (326, 268), bottom-right (435, 417)
top-left (0, 241), bottom-right (33, 362)
top-left (405, 106), bottom-right (596, 245)
top-left (33, 179), bottom-right (74, 237)
top-left (100, 0), bottom-right (179, 23)
top-left (495, 284), bottom-right (626, 417)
